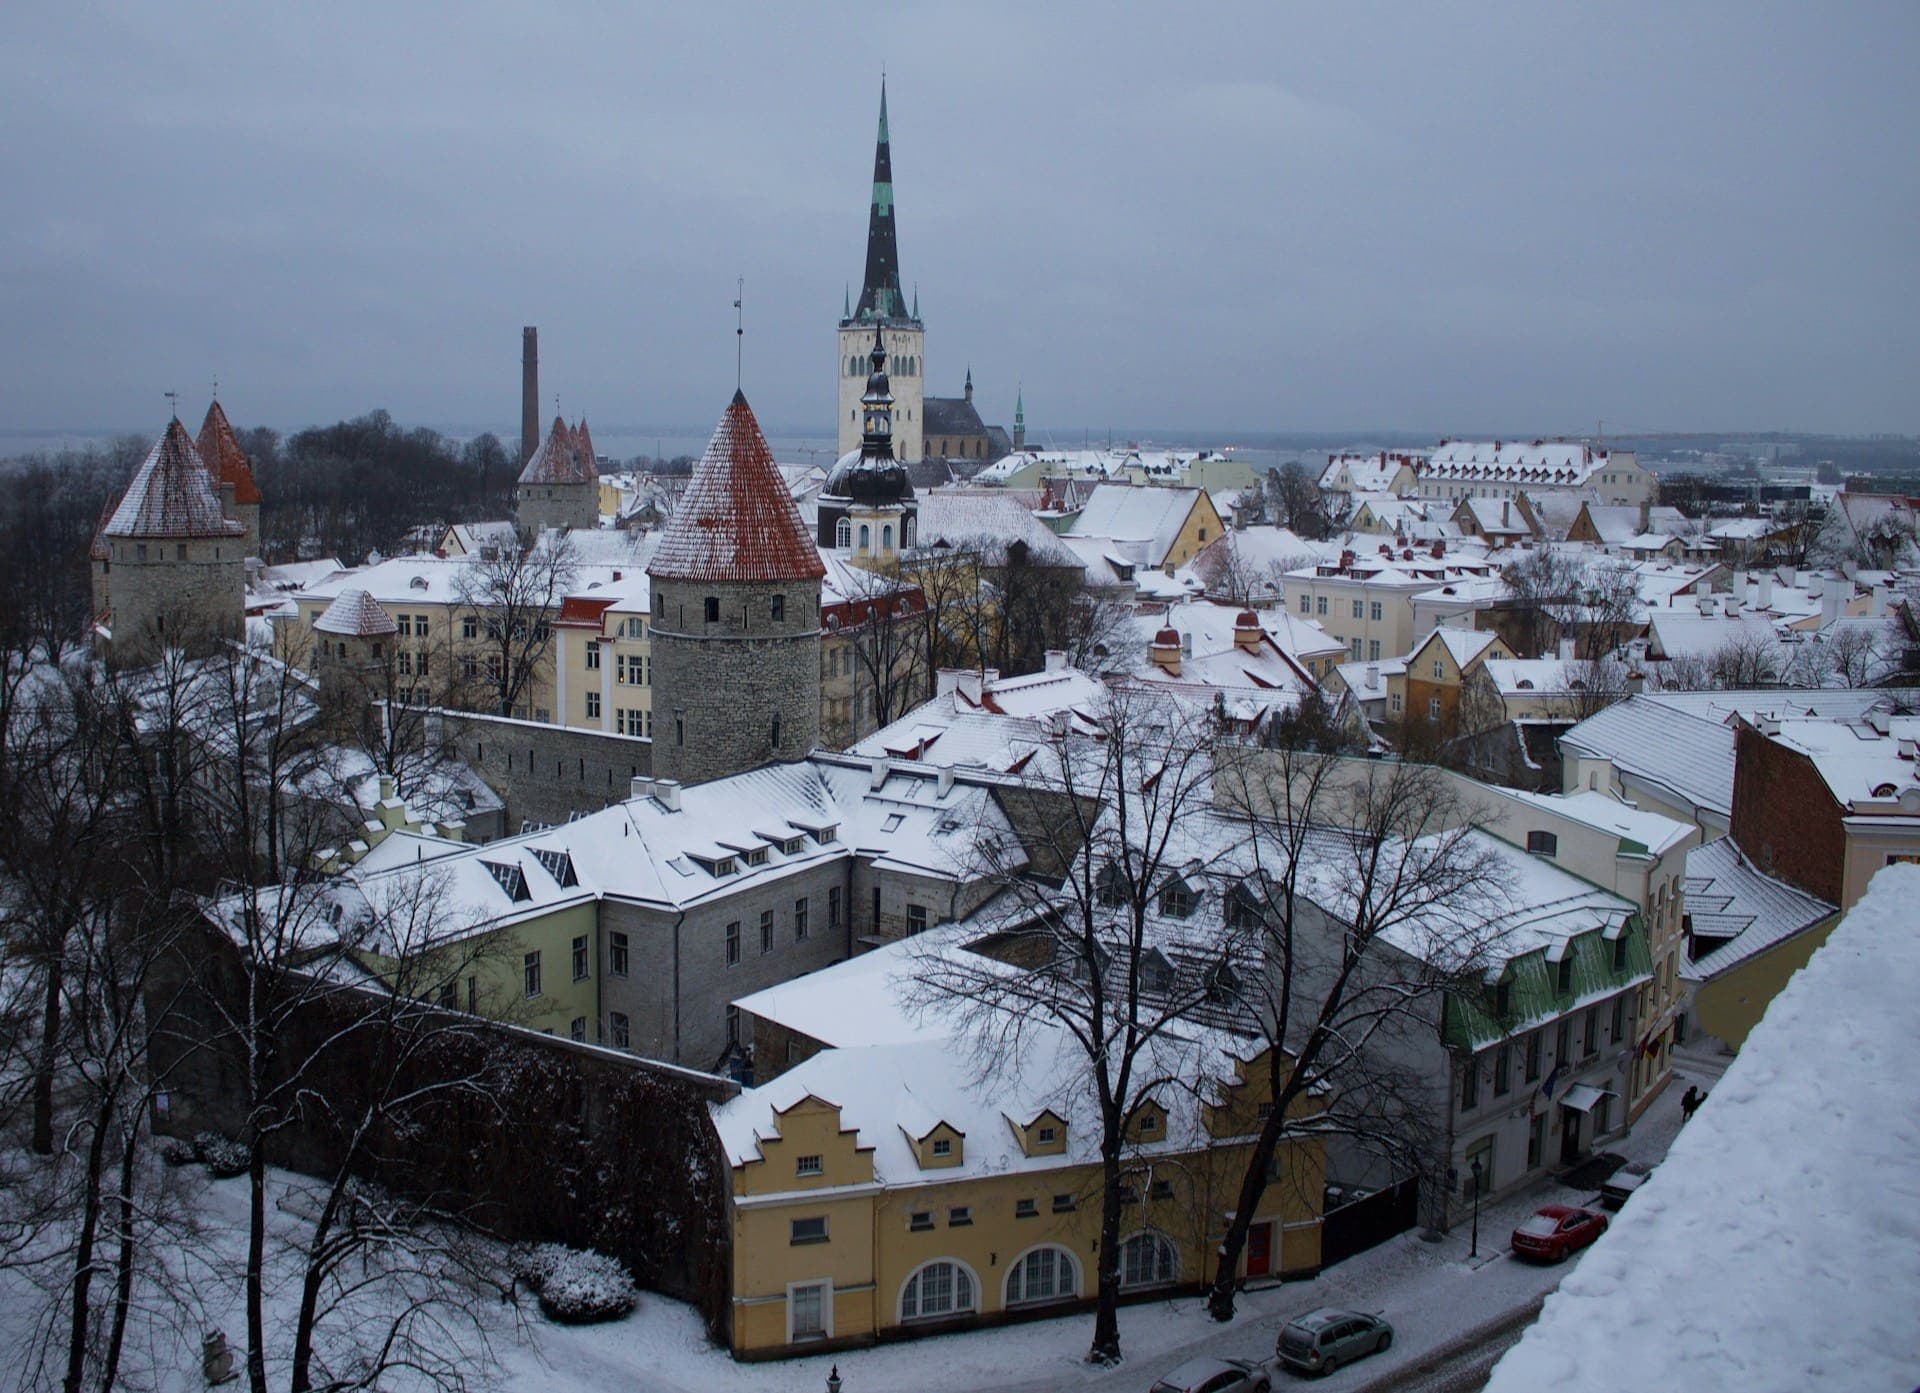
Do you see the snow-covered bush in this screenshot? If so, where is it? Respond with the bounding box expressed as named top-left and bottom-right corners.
top-left (193, 1131), bottom-right (250, 1178)
top-left (510, 1243), bottom-right (637, 1324)
top-left (156, 1136), bottom-right (197, 1168)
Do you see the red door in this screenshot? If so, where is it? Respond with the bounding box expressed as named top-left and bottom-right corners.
top-left (1247, 1221), bottom-right (1273, 1277)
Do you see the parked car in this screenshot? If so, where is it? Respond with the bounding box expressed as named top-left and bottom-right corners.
top-left (1150, 1355), bottom-right (1272, 1393)
top-left (1510, 1204), bottom-right (1609, 1263)
top-left (1600, 1160), bottom-right (1655, 1210)
top-left (1276, 1308), bottom-right (1393, 1377)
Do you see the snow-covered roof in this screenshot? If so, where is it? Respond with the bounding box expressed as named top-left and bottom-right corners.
top-left (1064, 484), bottom-right (1205, 568)
top-left (103, 419), bottom-right (246, 540)
top-left (1483, 864), bottom-right (1920, 1393)
top-left (646, 392), bottom-right (825, 584)
top-left (312, 588), bottom-right (397, 637)
top-left (1419, 440), bottom-right (1621, 488)
top-left (1559, 695), bottom-right (1738, 819)
top-left (912, 492), bottom-right (1086, 570)
top-left (1498, 788), bottom-right (1695, 857)
top-left (1572, 503), bottom-right (1691, 546)
top-left (516, 416), bottom-right (600, 487)
top-left (1320, 451), bottom-right (1424, 493)
top-left (1680, 836), bottom-right (1835, 981)
top-left (1752, 712), bottom-right (1920, 810)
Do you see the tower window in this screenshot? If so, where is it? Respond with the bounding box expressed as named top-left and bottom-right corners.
top-left (675, 712), bottom-right (684, 745)
top-left (882, 525), bottom-right (894, 551)
top-left (771, 714), bottom-right (782, 748)
top-left (836, 518), bottom-right (851, 547)
top-left (704, 597), bottom-right (719, 623)
top-left (772, 594), bottom-right (785, 622)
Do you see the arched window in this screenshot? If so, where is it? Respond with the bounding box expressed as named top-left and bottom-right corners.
top-left (882, 524), bottom-right (894, 551)
top-left (858, 524), bottom-right (871, 552)
top-left (900, 1259), bottom-right (976, 1322)
top-left (1119, 1231), bottom-right (1178, 1290)
top-left (836, 517), bottom-right (852, 548)
top-left (1005, 1245), bottom-right (1078, 1306)
top-left (902, 516), bottom-right (914, 547)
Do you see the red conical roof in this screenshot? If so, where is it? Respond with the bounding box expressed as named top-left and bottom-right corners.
top-left (103, 419), bottom-right (246, 539)
top-left (196, 399), bottom-right (263, 505)
top-left (647, 391), bottom-right (826, 583)
top-left (517, 414), bottom-right (598, 486)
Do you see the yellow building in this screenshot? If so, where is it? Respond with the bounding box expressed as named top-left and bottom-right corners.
top-left (720, 942), bottom-right (1324, 1359)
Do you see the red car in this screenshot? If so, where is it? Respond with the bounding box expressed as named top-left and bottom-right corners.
top-left (1510, 1205), bottom-right (1609, 1263)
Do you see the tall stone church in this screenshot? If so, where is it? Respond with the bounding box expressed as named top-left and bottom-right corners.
top-left (836, 83), bottom-right (1007, 468)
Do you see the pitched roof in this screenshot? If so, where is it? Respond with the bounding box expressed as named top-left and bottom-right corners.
top-left (646, 391), bottom-right (826, 584)
top-left (103, 419), bottom-right (247, 539)
top-left (1065, 483), bottom-right (1206, 567)
top-left (1559, 694), bottom-right (1736, 818)
top-left (313, 588), bottom-right (397, 637)
top-left (1681, 836), bottom-right (1835, 981)
top-left (516, 415), bottom-right (598, 487)
top-left (195, 399), bottom-right (263, 505)
top-left (923, 395), bottom-right (988, 439)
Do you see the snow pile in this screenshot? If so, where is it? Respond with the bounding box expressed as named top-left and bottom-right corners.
top-left (513, 1243), bottom-right (638, 1325)
top-left (1484, 863), bottom-right (1920, 1393)
top-left (193, 1131), bottom-right (251, 1178)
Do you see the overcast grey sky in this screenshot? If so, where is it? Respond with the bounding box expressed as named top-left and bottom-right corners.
top-left (3, 2), bottom-right (1915, 439)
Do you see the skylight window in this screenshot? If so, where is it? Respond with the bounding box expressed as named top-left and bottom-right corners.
top-left (881, 813), bottom-right (905, 833)
top-left (481, 860), bottom-right (529, 902)
top-left (533, 848), bottom-right (577, 887)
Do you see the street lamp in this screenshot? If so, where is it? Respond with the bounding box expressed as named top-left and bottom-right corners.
top-left (826, 1365), bottom-right (842, 1393)
top-left (1469, 1156), bottom-right (1484, 1260)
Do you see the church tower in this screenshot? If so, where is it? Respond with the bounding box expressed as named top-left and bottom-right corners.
top-left (818, 325), bottom-right (916, 567)
top-left (837, 80), bottom-right (924, 464)
top-left (647, 390), bottom-right (825, 787)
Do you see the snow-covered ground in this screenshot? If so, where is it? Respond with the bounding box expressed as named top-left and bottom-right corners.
top-left (0, 1038), bottom-right (1713, 1393)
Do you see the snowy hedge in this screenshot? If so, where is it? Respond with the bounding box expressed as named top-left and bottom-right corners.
top-left (193, 1132), bottom-right (251, 1178)
top-left (156, 1136), bottom-right (198, 1168)
top-left (511, 1243), bottom-right (638, 1325)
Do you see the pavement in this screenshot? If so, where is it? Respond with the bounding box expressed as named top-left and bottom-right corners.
top-left (978, 1058), bottom-right (1715, 1393)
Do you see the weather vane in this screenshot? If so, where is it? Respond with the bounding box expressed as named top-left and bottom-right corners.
top-left (164, 390), bottom-right (178, 419)
top-left (734, 276), bottom-right (745, 391)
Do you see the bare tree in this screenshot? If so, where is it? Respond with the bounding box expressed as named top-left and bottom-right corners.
top-left (1821, 622), bottom-right (1897, 688)
top-left (907, 686), bottom-right (1248, 1365)
top-left (1707, 631), bottom-right (1784, 689)
top-left (1203, 749), bottom-right (1508, 1319)
top-left (452, 530), bottom-right (576, 718)
top-left (1265, 463), bottom-right (1340, 540)
top-left (836, 563), bottom-right (930, 736)
top-left (1499, 548), bottom-right (1582, 658)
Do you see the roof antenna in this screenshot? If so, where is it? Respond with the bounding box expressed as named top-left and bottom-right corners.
top-left (211, 375), bottom-right (219, 400)
top-left (734, 276), bottom-right (745, 390)
top-left (164, 390), bottom-right (178, 420)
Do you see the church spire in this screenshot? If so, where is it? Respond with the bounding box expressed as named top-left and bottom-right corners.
top-left (1014, 385), bottom-right (1026, 450)
top-left (860, 324), bottom-right (895, 460)
top-left (853, 78), bottom-right (912, 324)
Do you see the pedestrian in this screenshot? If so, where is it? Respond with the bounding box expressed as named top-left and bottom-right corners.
top-left (1680, 1085), bottom-right (1702, 1122)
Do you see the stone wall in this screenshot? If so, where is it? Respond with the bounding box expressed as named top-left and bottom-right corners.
top-left (1730, 722), bottom-right (1846, 904)
top-left (103, 536), bottom-right (245, 666)
top-left (515, 481), bottom-right (599, 534)
top-left (650, 577), bottom-right (821, 787)
top-left (429, 708), bottom-right (651, 830)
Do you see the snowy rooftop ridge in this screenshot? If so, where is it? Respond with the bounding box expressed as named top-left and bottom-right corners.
top-left (1484, 863), bottom-right (1920, 1393)
top-left (103, 418), bottom-right (247, 540)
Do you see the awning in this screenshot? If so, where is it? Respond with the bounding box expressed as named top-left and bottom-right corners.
top-left (1560, 1084), bottom-right (1617, 1113)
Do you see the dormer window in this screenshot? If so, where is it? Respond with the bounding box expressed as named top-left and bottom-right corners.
top-left (1094, 861), bottom-right (1128, 907)
top-left (931, 1138), bottom-right (951, 1157)
top-left (1140, 950), bottom-right (1175, 995)
top-left (782, 837), bottom-right (805, 855)
top-left (1494, 977), bottom-right (1512, 1017)
top-left (1037, 1125), bottom-right (1057, 1145)
top-left (1556, 954), bottom-right (1574, 995)
top-left (1159, 881), bottom-right (1195, 919)
top-left (1613, 933), bottom-right (1629, 972)
top-left (1527, 830), bottom-right (1558, 857)
top-left (744, 847), bottom-right (767, 867)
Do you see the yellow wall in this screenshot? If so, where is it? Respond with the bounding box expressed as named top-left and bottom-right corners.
top-left (1161, 493), bottom-right (1226, 572)
top-left (1690, 914), bottom-right (1840, 1050)
top-left (409, 900), bottom-right (601, 1039)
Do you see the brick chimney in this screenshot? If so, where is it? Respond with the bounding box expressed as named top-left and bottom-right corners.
top-left (521, 326), bottom-right (539, 467)
top-left (1149, 626), bottom-right (1182, 675)
top-left (1232, 610), bottom-right (1262, 652)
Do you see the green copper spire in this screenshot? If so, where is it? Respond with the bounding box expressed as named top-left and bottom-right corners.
top-left (853, 78), bottom-right (911, 323)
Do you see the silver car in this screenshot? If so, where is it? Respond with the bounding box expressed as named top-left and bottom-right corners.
top-left (1150, 1355), bottom-right (1273, 1393)
top-left (1276, 1307), bottom-right (1393, 1376)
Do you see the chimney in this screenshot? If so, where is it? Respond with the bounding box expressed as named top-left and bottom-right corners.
top-left (1872, 584), bottom-right (1891, 617)
top-left (521, 327), bottom-right (540, 466)
top-left (869, 756), bottom-right (890, 791)
top-left (652, 777), bottom-right (682, 812)
top-left (1626, 668), bottom-right (1646, 695)
top-left (630, 775), bottom-right (651, 801)
top-left (937, 669), bottom-right (960, 700)
top-left (1232, 610), bottom-right (1262, 652)
top-left (1149, 626), bottom-right (1182, 676)
top-left (1638, 497), bottom-right (1651, 533)
top-left (1366, 663), bottom-right (1380, 687)
top-left (1821, 583), bottom-right (1841, 629)
top-left (1696, 593), bottom-right (1715, 615)
top-left (1754, 572), bottom-right (1773, 609)
top-left (1734, 571), bottom-right (1750, 605)
top-left (936, 764), bottom-right (955, 798)
top-left (1559, 636), bottom-right (1577, 661)
top-left (1180, 631), bottom-right (1193, 657)
top-left (1044, 649), bottom-right (1069, 672)
top-left (1502, 499), bottom-right (1511, 528)
top-left (956, 670), bottom-right (985, 704)
top-left (1724, 593), bottom-right (1742, 617)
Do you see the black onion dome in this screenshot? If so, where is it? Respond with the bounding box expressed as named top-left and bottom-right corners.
top-left (823, 449), bottom-right (914, 505)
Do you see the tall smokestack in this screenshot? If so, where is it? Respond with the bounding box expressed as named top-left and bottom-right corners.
top-left (521, 327), bottom-right (539, 466)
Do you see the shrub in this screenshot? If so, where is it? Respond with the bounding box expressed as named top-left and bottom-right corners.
top-left (156, 1136), bottom-right (198, 1168)
top-left (511, 1243), bottom-right (637, 1325)
top-left (193, 1131), bottom-right (251, 1178)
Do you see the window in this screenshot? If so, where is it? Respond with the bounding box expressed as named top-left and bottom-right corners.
top-left (789, 1217), bottom-right (828, 1246)
top-left (1160, 883), bottom-right (1194, 918)
top-left (1555, 1018), bottom-right (1572, 1063)
top-left (1390, 692), bottom-right (1403, 713)
top-left (859, 524), bottom-right (870, 551)
top-left (1583, 1006), bottom-right (1600, 1057)
top-left (1015, 1198), bottom-right (1038, 1218)
top-left (1494, 978), bottom-right (1512, 1017)
top-left (1368, 639), bottom-right (1381, 661)
top-left (789, 1282), bottom-right (827, 1341)
top-left (1051, 1193), bottom-right (1075, 1213)
top-left (1428, 696), bottom-right (1442, 721)
top-left (571, 935), bottom-right (589, 981)
top-left (790, 896), bottom-right (810, 941)
top-left (828, 886), bottom-right (841, 928)
top-left (1432, 659), bottom-right (1445, 679)
top-left (725, 922), bottom-right (740, 967)
top-left (1527, 1112), bottom-right (1548, 1169)
top-left (608, 1011), bottom-right (629, 1048)
top-left (908, 1211), bottom-right (934, 1231)
top-left (795, 1154), bottom-right (823, 1177)
top-left (900, 1261), bottom-right (975, 1321)
top-left (1461, 1055), bottom-right (1479, 1111)
top-left (771, 594), bottom-right (785, 622)
top-left (1137, 1110), bottom-right (1159, 1136)
top-left (1119, 1232), bottom-right (1178, 1289)
top-left (466, 976), bottom-right (477, 1012)
top-left (1350, 638), bottom-right (1364, 660)
top-left (435, 981), bottom-right (456, 1010)
top-left (569, 1017), bottom-right (586, 1042)
top-left (906, 903), bottom-right (928, 935)
top-left (1315, 596), bottom-right (1328, 616)
top-left (1527, 830), bottom-right (1558, 857)
top-left (1610, 995), bottom-right (1626, 1043)
top-left (1370, 601), bottom-right (1384, 621)
top-left (770, 714), bottom-right (781, 748)
top-left (1557, 954), bottom-right (1573, 994)
top-left (1613, 933), bottom-right (1629, 972)
top-left (835, 517), bottom-right (851, 548)
top-left (947, 1205), bottom-right (971, 1226)
top-left (1006, 1247), bottom-right (1076, 1305)
top-left (1493, 1044), bottom-right (1511, 1096)
top-left (703, 596), bottom-right (719, 623)
top-left (585, 640), bottom-right (600, 669)
top-left (1525, 1030), bottom-right (1542, 1081)
top-left (523, 951), bottom-right (542, 998)
top-left (759, 910), bottom-right (774, 953)
top-left (1299, 595), bottom-right (1311, 614)
top-left (726, 1004), bottom-right (739, 1045)
top-left (931, 1137), bottom-right (951, 1157)
top-left (416, 615), bottom-right (428, 637)
top-left (462, 616), bottom-right (477, 640)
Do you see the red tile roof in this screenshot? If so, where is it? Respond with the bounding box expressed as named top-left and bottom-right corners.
top-left (555, 595), bottom-right (617, 630)
top-left (195, 399), bottom-right (263, 506)
top-left (88, 496), bottom-right (118, 560)
top-left (517, 415), bottom-right (599, 486)
top-left (103, 419), bottom-right (246, 540)
top-left (647, 391), bottom-right (826, 584)
top-left (313, 588), bottom-right (398, 637)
